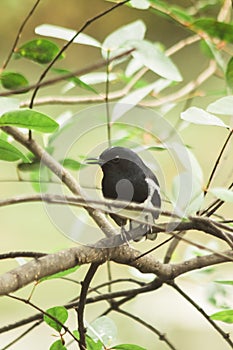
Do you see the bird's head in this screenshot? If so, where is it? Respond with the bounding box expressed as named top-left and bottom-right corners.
top-left (86, 146), bottom-right (144, 172)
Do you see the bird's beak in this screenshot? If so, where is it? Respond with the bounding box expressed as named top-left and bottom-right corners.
top-left (85, 157), bottom-right (103, 165)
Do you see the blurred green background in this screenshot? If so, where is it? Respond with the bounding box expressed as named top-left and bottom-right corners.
top-left (0, 1), bottom-right (232, 349)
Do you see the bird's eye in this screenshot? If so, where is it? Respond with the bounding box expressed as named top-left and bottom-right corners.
top-left (112, 156), bottom-right (120, 164)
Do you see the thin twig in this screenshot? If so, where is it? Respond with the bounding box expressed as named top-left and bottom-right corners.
top-left (77, 263), bottom-right (100, 350)
top-left (116, 308), bottom-right (178, 350)
top-left (0, 251), bottom-right (46, 260)
top-left (29, 0), bottom-right (130, 109)
top-left (203, 129), bottom-right (233, 197)
top-left (19, 35), bottom-right (203, 108)
top-left (0, 193), bottom-right (232, 254)
top-left (0, 48), bottom-right (134, 97)
top-left (169, 281), bottom-right (233, 349)
top-left (1, 0), bottom-right (41, 70)
top-left (105, 50), bottom-right (111, 147)
top-left (200, 181), bottom-right (233, 217)
top-left (6, 294), bottom-right (79, 344)
top-left (163, 231), bottom-right (186, 264)
top-left (0, 321), bottom-right (42, 350)
top-left (144, 60), bottom-right (217, 107)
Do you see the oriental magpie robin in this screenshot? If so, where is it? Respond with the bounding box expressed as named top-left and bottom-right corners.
top-left (87, 146), bottom-right (161, 242)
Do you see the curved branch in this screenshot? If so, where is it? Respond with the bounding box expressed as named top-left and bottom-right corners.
top-left (0, 243), bottom-right (232, 296)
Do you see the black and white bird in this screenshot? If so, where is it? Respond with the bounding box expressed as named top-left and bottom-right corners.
top-left (87, 146), bottom-right (161, 242)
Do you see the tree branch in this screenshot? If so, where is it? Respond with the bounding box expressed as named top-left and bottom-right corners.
top-left (0, 243), bottom-right (232, 296)
top-left (116, 308), bottom-right (178, 350)
top-left (77, 263), bottom-right (100, 350)
top-left (1, 0), bottom-right (41, 70)
top-left (1, 126), bottom-right (116, 238)
top-left (169, 281), bottom-right (233, 348)
top-left (0, 48), bottom-right (134, 97)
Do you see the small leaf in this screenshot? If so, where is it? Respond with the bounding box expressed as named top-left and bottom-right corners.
top-left (40, 265), bottom-right (80, 282)
top-left (193, 19), bottom-right (233, 43)
top-left (112, 81), bottom-right (159, 121)
top-left (102, 20), bottom-right (146, 59)
top-left (0, 71), bottom-right (29, 92)
top-left (125, 58), bottom-right (144, 77)
top-left (86, 335), bottom-right (103, 350)
top-left (0, 139), bottom-right (27, 162)
top-left (181, 107), bottom-right (228, 128)
top-left (113, 345), bottom-right (147, 350)
top-left (50, 340), bottom-right (67, 350)
top-left (215, 281), bottom-right (233, 286)
top-left (145, 145), bottom-right (166, 151)
top-left (60, 158), bottom-right (84, 171)
top-left (17, 160), bottom-right (40, 172)
top-left (210, 188), bottom-right (233, 203)
top-left (44, 306), bottom-right (68, 332)
top-left (210, 310), bottom-right (233, 323)
top-left (171, 148), bottom-right (204, 216)
top-left (131, 40), bottom-right (182, 81)
top-left (87, 316), bottom-right (117, 347)
top-left (129, 0), bottom-right (150, 9)
top-left (73, 332), bottom-right (102, 350)
top-left (35, 24), bottom-right (101, 48)
top-left (200, 40), bottom-right (224, 69)
top-left (15, 39), bottom-right (62, 64)
top-left (80, 72), bottom-right (117, 85)
top-left (53, 68), bottom-right (98, 94)
top-left (0, 109), bottom-right (59, 133)
top-left (207, 96), bottom-right (233, 115)
top-left (226, 57), bottom-right (233, 89)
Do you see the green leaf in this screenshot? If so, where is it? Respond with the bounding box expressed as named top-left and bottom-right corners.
top-left (17, 160), bottom-right (40, 172)
top-left (113, 344), bottom-right (147, 350)
top-left (35, 24), bottom-right (101, 48)
top-left (200, 40), bottom-right (224, 69)
top-left (40, 265), bottom-right (80, 282)
top-left (86, 335), bottom-right (102, 350)
top-left (131, 40), bottom-right (182, 81)
top-left (0, 109), bottom-right (59, 133)
top-left (0, 71), bottom-right (29, 92)
top-left (168, 6), bottom-right (193, 22)
top-left (145, 145), bottom-right (166, 151)
top-left (226, 57), bottom-right (233, 89)
top-left (181, 107), bottom-right (228, 128)
top-left (50, 340), bottom-right (67, 350)
top-left (215, 281), bottom-right (233, 286)
top-left (210, 188), bottom-right (233, 203)
top-left (15, 39), bottom-right (62, 64)
top-left (53, 68), bottom-right (97, 94)
top-left (44, 306), bottom-right (68, 332)
top-left (210, 309), bottom-right (233, 323)
top-left (0, 139), bottom-right (27, 162)
top-left (193, 19), bottom-right (233, 43)
top-left (207, 96), bottom-right (233, 115)
top-left (73, 332), bottom-right (102, 350)
top-left (60, 158), bottom-right (84, 171)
